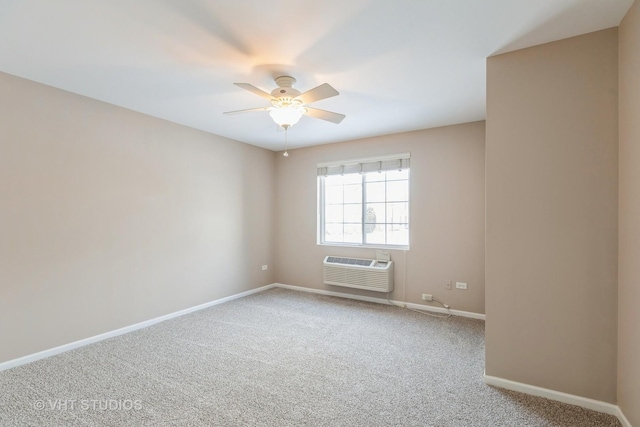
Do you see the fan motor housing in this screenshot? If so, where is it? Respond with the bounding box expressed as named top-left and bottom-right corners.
top-left (271, 76), bottom-right (301, 99)
top-left (271, 87), bottom-right (301, 99)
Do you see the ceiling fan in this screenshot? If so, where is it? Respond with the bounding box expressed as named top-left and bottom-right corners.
top-left (224, 76), bottom-right (345, 129)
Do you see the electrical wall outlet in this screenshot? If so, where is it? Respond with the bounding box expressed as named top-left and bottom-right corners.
top-left (455, 282), bottom-right (468, 290)
top-left (261, 265), bottom-right (268, 271)
top-left (445, 281), bottom-right (452, 290)
top-left (421, 293), bottom-right (433, 301)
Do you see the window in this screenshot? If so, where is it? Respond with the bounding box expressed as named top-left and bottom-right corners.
top-left (318, 154), bottom-right (410, 248)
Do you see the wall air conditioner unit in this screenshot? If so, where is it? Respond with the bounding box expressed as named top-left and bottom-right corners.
top-left (323, 256), bottom-right (394, 292)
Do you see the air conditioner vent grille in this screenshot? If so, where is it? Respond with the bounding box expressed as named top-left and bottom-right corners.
top-left (326, 256), bottom-right (374, 267)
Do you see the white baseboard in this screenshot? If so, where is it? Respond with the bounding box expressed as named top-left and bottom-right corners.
top-left (3, 282), bottom-right (630, 427)
top-left (617, 407), bottom-right (633, 427)
top-left (484, 374), bottom-right (631, 426)
top-left (273, 283), bottom-right (485, 320)
top-left (1, 281), bottom-right (483, 373)
top-left (0, 284), bottom-right (276, 372)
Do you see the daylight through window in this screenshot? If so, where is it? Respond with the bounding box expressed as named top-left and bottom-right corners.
top-left (318, 154), bottom-right (410, 248)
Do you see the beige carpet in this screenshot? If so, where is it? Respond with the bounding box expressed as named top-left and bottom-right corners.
top-left (0, 288), bottom-right (622, 426)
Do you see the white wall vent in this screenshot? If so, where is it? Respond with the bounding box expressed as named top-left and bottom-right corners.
top-left (323, 256), bottom-right (394, 292)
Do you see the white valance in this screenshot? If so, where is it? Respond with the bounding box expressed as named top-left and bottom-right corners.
top-left (317, 153), bottom-right (410, 177)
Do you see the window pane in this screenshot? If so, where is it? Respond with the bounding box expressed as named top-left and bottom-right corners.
top-left (365, 182), bottom-right (385, 203)
top-left (344, 183), bottom-right (362, 203)
top-left (325, 205), bottom-right (343, 223)
top-left (387, 202), bottom-right (409, 223)
top-left (386, 169), bottom-right (409, 181)
top-left (365, 203), bottom-right (386, 224)
top-left (325, 175), bottom-right (343, 186)
top-left (324, 223), bottom-right (344, 242)
top-left (387, 180), bottom-right (409, 202)
top-left (365, 172), bottom-right (385, 182)
top-left (387, 224), bottom-right (409, 245)
top-left (343, 174), bottom-right (362, 185)
top-left (344, 204), bottom-right (362, 223)
top-left (325, 185), bottom-right (343, 205)
top-left (365, 223), bottom-right (385, 244)
top-left (343, 223), bottom-right (362, 244)
top-left (319, 166), bottom-right (409, 248)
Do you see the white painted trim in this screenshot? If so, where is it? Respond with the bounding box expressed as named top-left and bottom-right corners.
top-left (404, 301), bottom-right (486, 320)
top-left (273, 283), bottom-right (485, 320)
top-left (483, 374), bottom-right (626, 422)
top-left (3, 282), bottom-right (629, 425)
top-left (616, 407), bottom-right (633, 427)
top-left (0, 284), bottom-right (276, 372)
top-left (0, 282), bottom-right (483, 373)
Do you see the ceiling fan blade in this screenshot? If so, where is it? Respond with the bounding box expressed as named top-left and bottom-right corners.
top-left (304, 107), bottom-right (345, 124)
top-left (223, 106), bottom-right (270, 115)
top-left (234, 83), bottom-right (273, 100)
top-left (296, 83), bottom-right (339, 104)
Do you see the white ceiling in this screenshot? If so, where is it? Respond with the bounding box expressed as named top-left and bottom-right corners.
top-left (0, 0), bottom-right (632, 151)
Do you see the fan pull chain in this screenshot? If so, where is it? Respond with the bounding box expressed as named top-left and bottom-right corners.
top-left (283, 125), bottom-right (289, 157)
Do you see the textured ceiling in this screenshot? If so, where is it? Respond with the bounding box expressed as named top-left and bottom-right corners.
top-left (0, 0), bottom-right (632, 150)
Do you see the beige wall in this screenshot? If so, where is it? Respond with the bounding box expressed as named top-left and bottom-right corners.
top-left (486, 29), bottom-right (619, 403)
top-left (0, 72), bottom-right (276, 364)
top-left (618, 1), bottom-right (640, 424)
top-left (275, 122), bottom-right (486, 314)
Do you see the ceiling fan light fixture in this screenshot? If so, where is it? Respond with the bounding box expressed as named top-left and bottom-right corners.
top-left (269, 105), bottom-right (306, 128)
top-left (224, 77), bottom-right (344, 128)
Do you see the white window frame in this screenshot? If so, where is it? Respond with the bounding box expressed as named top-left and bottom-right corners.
top-left (317, 153), bottom-right (410, 249)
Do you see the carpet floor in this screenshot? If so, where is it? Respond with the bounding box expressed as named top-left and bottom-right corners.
top-left (0, 288), bottom-right (622, 426)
